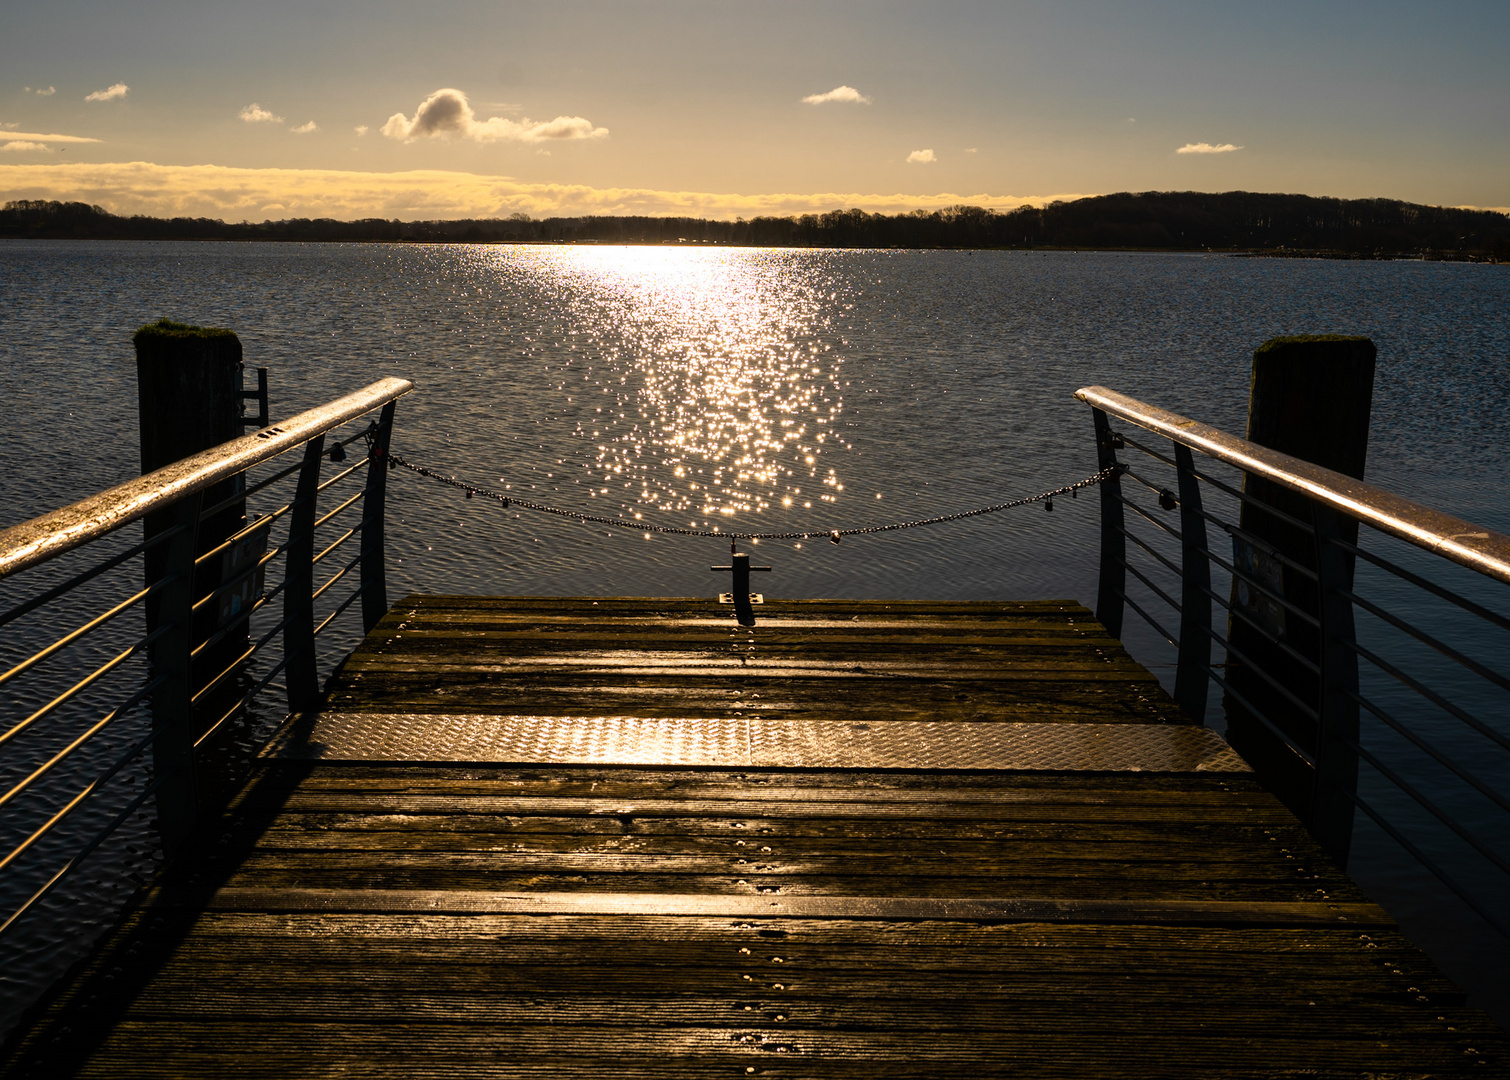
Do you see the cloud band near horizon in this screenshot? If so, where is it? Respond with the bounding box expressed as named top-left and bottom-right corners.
top-left (3, 132), bottom-right (103, 144)
top-left (0, 161), bottom-right (1087, 220)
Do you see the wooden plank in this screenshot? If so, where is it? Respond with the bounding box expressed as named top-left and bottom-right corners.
top-left (45, 1021), bottom-right (1507, 1076)
top-left (205, 874), bottom-right (1361, 905)
top-left (243, 822), bottom-right (1315, 851)
top-left (322, 684), bottom-right (1179, 723)
top-left (390, 595), bottom-right (1096, 615)
top-left (5, 597), bottom-right (1505, 1078)
top-left (323, 594), bottom-right (1181, 732)
top-left (234, 790), bottom-right (1295, 820)
top-left (209, 856), bottom-right (1358, 895)
top-left (267, 769), bottom-right (1273, 793)
top-left (237, 767), bottom-right (1277, 798)
top-left (40, 913), bottom-right (1477, 1006)
top-left (186, 887), bottom-right (1390, 926)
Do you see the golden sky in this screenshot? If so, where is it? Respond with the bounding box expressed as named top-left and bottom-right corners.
top-left (3, 1), bottom-right (1506, 220)
top-left (0, 161), bottom-right (1089, 220)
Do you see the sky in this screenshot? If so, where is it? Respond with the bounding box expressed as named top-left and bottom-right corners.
top-left (2, 0), bottom-right (1506, 221)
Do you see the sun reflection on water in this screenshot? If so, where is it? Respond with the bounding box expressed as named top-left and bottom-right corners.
top-left (483, 246), bottom-right (849, 524)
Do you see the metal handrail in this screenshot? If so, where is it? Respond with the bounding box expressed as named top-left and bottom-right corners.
top-left (1079, 383), bottom-right (1510, 946)
top-left (0, 377), bottom-right (413, 579)
top-left (0, 376), bottom-right (412, 948)
top-left (1076, 385), bottom-right (1510, 585)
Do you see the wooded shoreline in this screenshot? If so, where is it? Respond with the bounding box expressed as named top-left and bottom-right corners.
top-left (3, 190), bottom-right (1508, 258)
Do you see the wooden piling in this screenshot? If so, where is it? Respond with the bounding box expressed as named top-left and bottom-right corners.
top-left (1222, 334), bottom-right (1374, 864)
top-left (134, 319), bottom-right (248, 843)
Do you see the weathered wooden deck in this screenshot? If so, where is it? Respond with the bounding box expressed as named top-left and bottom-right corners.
top-left (3, 596), bottom-right (1505, 1077)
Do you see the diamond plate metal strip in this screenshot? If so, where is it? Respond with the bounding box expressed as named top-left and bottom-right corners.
top-left (198, 887), bottom-right (1388, 926)
top-left (264, 713), bottom-right (747, 766)
top-left (753, 719), bottom-right (1250, 772)
top-left (263, 713), bottom-right (1249, 773)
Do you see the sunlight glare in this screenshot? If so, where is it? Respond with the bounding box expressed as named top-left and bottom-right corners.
top-left (490, 246), bottom-right (849, 522)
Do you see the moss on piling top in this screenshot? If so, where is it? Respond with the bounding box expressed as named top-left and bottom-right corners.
top-left (132, 318), bottom-right (240, 346)
top-left (1254, 334), bottom-right (1374, 356)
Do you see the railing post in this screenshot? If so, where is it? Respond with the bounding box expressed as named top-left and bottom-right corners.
top-left (1310, 504), bottom-right (1361, 864)
top-left (283, 436), bottom-right (324, 713)
top-left (1091, 407), bottom-right (1125, 638)
top-left (148, 494), bottom-right (202, 854)
top-left (1173, 444), bottom-right (1212, 721)
top-left (360, 402), bottom-right (397, 634)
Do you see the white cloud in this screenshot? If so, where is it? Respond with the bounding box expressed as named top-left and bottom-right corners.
top-left (3, 131), bottom-right (101, 143)
top-left (239, 103), bottom-right (283, 123)
top-left (802, 85), bottom-right (871, 106)
top-left (2, 141), bottom-right (50, 153)
top-left (354, 125), bottom-right (369, 136)
top-left (291, 121), bottom-right (318, 134)
top-left (25, 86), bottom-right (57, 97)
top-left (1176, 142), bottom-right (1242, 154)
top-left (906, 149), bottom-right (936, 164)
top-left (382, 88), bottom-right (608, 143)
top-left (85, 83), bottom-right (129, 102)
top-left (0, 160), bottom-right (1092, 220)
top-left (963, 147), bottom-right (978, 154)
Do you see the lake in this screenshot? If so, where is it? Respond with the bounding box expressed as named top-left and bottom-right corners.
top-left (1, 240), bottom-right (1508, 1029)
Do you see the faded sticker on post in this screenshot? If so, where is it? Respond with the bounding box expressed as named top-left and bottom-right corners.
top-left (1232, 537), bottom-right (1286, 639)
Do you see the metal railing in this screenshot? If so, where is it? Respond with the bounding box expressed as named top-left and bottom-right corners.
top-left (1078, 384), bottom-right (1510, 937)
top-left (0, 377), bottom-right (412, 940)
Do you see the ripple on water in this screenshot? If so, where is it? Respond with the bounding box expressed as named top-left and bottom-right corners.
top-left (1, 242), bottom-right (1508, 1031)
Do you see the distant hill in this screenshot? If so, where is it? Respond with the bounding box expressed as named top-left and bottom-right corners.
top-left (2, 191), bottom-right (1506, 256)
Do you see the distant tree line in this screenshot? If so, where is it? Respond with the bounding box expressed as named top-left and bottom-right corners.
top-left (2, 192), bottom-right (1507, 256)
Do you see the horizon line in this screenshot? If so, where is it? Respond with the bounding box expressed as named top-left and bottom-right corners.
top-left (0, 162), bottom-right (1505, 222)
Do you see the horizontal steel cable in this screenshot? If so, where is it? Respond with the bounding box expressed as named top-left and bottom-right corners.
top-left (385, 452), bottom-right (1121, 542)
top-left (0, 528), bottom-right (174, 632)
top-left (0, 672), bottom-right (166, 816)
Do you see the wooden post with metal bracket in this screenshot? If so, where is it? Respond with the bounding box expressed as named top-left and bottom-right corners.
top-left (1222, 334), bottom-right (1374, 864)
top-left (135, 319), bottom-right (247, 839)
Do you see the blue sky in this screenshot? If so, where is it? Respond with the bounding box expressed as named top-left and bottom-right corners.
top-left (2, 0), bottom-right (1506, 219)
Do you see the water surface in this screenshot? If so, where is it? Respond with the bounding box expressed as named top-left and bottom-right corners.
top-left (1, 241), bottom-right (1507, 1029)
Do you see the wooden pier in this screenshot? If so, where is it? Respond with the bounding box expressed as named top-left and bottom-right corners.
top-left (3, 596), bottom-right (1505, 1077)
